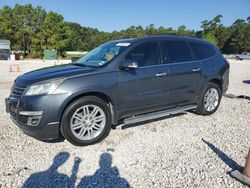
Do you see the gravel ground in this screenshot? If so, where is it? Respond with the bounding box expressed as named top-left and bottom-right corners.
top-left (0, 59), bottom-right (249, 188)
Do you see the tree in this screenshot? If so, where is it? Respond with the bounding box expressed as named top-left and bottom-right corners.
top-left (215, 26), bottom-right (232, 53)
top-left (177, 25), bottom-right (195, 36)
top-left (65, 22), bottom-right (85, 51)
top-left (41, 12), bottom-right (69, 54)
top-left (0, 4), bottom-right (249, 57)
top-left (30, 6), bottom-right (47, 57)
top-left (228, 19), bottom-right (247, 53)
top-left (247, 16), bottom-right (250, 24)
top-left (201, 15), bottom-right (223, 33)
top-left (202, 32), bottom-right (218, 46)
top-left (11, 4), bottom-right (37, 54)
top-left (0, 6), bottom-right (14, 40)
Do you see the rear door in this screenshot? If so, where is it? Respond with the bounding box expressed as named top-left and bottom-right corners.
top-left (160, 40), bottom-right (201, 106)
top-left (247, 53), bottom-right (250, 59)
top-left (117, 41), bottom-right (169, 114)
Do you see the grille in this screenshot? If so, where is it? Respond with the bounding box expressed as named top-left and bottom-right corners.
top-left (10, 83), bottom-right (27, 99)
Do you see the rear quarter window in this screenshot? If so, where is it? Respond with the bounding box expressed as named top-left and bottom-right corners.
top-left (188, 42), bottom-right (217, 60)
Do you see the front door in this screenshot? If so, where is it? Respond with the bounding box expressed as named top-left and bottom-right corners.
top-left (117, 41), bottom-right (169, 114)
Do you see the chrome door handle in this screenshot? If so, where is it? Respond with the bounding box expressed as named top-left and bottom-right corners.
top-left (156, 72), bottom-right (167, 77)
top-left (192, 68), bottom-right (201, 72)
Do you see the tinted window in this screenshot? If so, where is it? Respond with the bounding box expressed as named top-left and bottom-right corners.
top-left (189, 42), bottom-right (217, 60)
top-left (126, 42), bottom-right (160, 67)
top-left (163, 41), bottom-right (193, 63)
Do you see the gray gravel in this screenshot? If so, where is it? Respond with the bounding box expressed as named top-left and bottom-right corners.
top-left (0, 60), bottom-right (249, 188)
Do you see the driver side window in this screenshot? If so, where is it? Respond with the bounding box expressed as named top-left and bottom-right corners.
top-left (126, 42), bottom-right (161, 67)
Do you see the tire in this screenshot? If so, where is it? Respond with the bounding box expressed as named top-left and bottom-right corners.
top-left (0, 55), bottom-right (7, 60)
top-left (60, 96), bottom-right (112, 146)
top-left (195, 82), bottom-right (222, 116)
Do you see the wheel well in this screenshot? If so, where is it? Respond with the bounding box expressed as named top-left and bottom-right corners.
top-left (61, 92), bottom-right (116, 125)
top-left (209, 78), bottom-right (223, 91)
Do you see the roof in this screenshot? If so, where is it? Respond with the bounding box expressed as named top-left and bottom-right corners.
top-left (110, 35), bottom-right (208, 45)
top-left (137, 35), bottom-right (205, 42)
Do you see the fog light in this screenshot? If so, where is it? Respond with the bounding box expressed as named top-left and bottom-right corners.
top-left (27, 116), bottom-right (41, 126)
top-left (19, 111), bottom-right (43, 116)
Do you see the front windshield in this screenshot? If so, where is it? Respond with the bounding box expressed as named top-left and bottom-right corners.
top-left (75, 41), bottom-right (131, 67)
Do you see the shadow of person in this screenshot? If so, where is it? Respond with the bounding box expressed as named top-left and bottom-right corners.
top-left (202, 139), bottom-right (243, 171)
top-left (22, 152), bottom-right (81, 188)
top-left (78, 153), bottom-right (130, 188)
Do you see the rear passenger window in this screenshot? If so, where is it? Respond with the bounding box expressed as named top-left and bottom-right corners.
top-left (189, 42), bottom-right (217, 60)
top-left (163, 41), bottom-right (193, 63)
top-left (126, 42), bottom-right (160, 67)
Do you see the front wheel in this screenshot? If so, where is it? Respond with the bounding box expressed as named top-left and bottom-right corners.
top-left (195, 83), bottom-right (222, 115)
top-left (60, 96), bottom-right (112, 146)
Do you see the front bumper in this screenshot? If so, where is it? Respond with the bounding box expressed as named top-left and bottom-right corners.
top-left (5, 93), bottom-right (69, 141)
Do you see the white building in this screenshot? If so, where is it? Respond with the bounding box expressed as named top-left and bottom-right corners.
top-left (0, 40), bottom-right (11, 60)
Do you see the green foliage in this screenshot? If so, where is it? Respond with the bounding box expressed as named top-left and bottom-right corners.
top-left (0, 4), bottom-right (249, 58)
top-left (202, 33), bottom-right (218, 46)
top-left (201, 15), bottom-right (250, 53)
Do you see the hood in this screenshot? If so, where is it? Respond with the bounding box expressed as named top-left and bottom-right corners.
top-left (15, 64), bottom-right (96, 85)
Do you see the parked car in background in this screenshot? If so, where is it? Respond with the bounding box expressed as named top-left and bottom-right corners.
top-left (0, 40), bottom-right (11, 60)
top-left (236, 52), bottom-right (250, 60)
top-left (5, 35), bottom-right (230, 146)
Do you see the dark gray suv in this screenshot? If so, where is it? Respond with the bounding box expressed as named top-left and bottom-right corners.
top-left (5, 35), bottom-right (229, 146)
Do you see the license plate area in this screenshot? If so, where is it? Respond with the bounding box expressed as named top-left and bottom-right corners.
top-left (5, 98), bottom-right (18, 119)
top-left (5, 98), bottom-right (10, 113)
top-left (10, 105), bottom-right (18, 114)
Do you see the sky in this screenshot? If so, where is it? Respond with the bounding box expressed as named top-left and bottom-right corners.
top-left (0, 0), bottom-right (249, 32)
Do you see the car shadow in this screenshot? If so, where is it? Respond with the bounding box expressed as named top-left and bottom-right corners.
top-left (120, 112), bottom-right (187, 130)
top-left (22, 152), bottom-right (130, 188)
top-left (224, 93), bottom-right (250, 103)
top-left (202, 139), bottom-right (243, 172)
top-left (39, 137), bottom-right (65, 143)
top-left (236, 95), bottom-right (250, 102)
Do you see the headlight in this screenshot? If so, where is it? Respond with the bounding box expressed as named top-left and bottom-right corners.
top-left (25, 79), bottom-right (64, 96)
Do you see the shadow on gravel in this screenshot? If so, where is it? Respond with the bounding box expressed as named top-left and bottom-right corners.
top-left (243, 80), bottom-right (250, 84)
top-left (224, 93), bottom-right (250, 102)
top-left (22, 152), bottom-right (80, 188)
top-left (39, 137), bottom-right (65, 143)
top-left (22, 152), bottom-right (130, 188)
top-left (120, 112), bottom-right (186, 130)
top-left (202, 139), bottom-right (243, 172)
top-left (77, 153), bottom-right (130, 188)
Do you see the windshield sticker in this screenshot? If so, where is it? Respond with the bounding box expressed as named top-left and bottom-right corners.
top-left (116, 42), bottom-right (131, 47)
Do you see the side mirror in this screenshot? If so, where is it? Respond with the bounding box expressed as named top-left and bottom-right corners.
top-left (120, 59), bottom-right (138, 70)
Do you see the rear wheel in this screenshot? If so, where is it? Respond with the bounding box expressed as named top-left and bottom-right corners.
top-left (196, 82), bottom-right (221, 115)
top-left (61, 96), bottom-right (112, 146)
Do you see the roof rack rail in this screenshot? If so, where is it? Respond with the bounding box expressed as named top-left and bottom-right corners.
top-left (143, 33), bottom-right (179, 37)
top-left (142, 33), bottom-right (201, 39)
